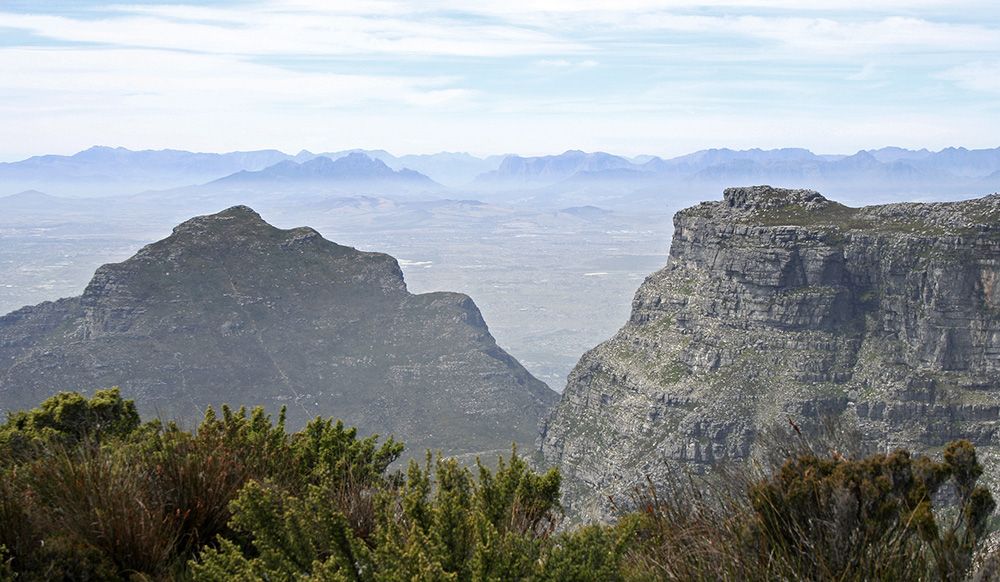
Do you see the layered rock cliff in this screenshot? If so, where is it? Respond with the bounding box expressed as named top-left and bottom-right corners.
top-left (0, 206), bottom-right (557, 457)
top-left (540, 186), bottom-right (1000, 520)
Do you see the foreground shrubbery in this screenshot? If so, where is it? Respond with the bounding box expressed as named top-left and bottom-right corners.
top-left (1, 389), bottom-right (997, 580)
top-left (621, 441), bottom-right (996, 581)
top-left (0, 388), bottom-right (402, 579)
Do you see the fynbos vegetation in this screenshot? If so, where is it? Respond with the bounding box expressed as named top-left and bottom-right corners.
top-left (0, 389), bottom-right (996, 580)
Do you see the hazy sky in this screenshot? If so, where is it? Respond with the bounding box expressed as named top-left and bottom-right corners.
top-left (1, 1), bottom-right (999, 160)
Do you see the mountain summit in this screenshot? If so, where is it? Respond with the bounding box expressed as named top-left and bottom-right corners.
top-left (0, 206), bottom-right (556, 456)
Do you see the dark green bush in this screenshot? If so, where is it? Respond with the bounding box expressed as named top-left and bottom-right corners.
top-left (193, 449), bottom-right (570, 580)
top-left (0, 391), bottom-right (401, 580)
top-left (623, 439), bottom-right (996, 581)
top-left (0, 387), bottom-right (139, 465)
top-left (748, 441), bottom-right (995, 580)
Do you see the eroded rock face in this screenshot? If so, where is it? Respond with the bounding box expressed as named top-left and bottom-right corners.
top-left (0, 206), bottom-right (557, 457)
top-left (540, 186), bottom-right (1000, 520)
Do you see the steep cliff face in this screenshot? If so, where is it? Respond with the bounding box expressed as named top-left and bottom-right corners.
top-left (540, 186), bottom-right (1000, 520)
top-left (0, 206), bottom-right (557, 457)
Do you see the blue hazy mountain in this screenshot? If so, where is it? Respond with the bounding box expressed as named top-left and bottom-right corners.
top-left (291, 149), bottom-right (503, 187)
top-left (0, 147), bottom-right (502, 197)
top-left (3, 145), bottom-right (999, 207)
top-left (0, 189), bottom-right (59, 207)
top-left (910, 147), bottom-right (1000, 178)
top-left (115, 154), bottom-right (446, 216)
top-left (0, 146), bottom-right (291, 196)
top-left (474, 150), bottom-right (635, 187)
top-left (393, 152), bottom-right (506, 187)
top-left (645, 147), bottom-right (829, 172)
top-left (214, 153), bottom-right (440, 189)
top-left (866, 146), bottom-right (934, 163)
top-left (472, 146), bottom-right (1000, 208)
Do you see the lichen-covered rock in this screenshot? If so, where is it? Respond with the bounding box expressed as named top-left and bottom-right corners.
top-left (0, 206), bottom-right (557, 458)
top-left (540, 186), bottom-right (1000, 520)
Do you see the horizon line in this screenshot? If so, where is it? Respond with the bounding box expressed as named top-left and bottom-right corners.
top-left (3, 143), bottom-right (1000, 165)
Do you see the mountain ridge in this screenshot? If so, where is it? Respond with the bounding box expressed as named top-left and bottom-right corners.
top-left (213, 153), bottom-right (440, 188)
top-left (0, 205), bottom-right (557, 457)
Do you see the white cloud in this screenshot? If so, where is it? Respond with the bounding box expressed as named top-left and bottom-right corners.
top-left (536, 59), bottom-right (599, 68)
top-left (588, 13), bottom-right (1000, 57)
top-left (939, 61), bottom-right (1000, 94)
top-left (0, 8), bottom-right (583, 58)
top-left (0, 47), bottom-right (473, 112)
top-left (422, 0), bottom-right (994, 16)
top-left (846, 63), bottom-right (881, 81)
top-left (5, 1), bottom-right (997, 62)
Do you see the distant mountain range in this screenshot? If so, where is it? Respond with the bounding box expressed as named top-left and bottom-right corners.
top-left (2, 145), bottom-right (999, 206)
top-left (0, 146), bottom-right (290, 196)
top-left (214, 153), bottom-right (441, 189)
top-left (0, 147), bottom-right (499, 196)
top-left (479, 146), bottom-right (1000, 186)
top-left (474, 150), bottom-right (635, 186)
top-left (475, 147), bottom-right (1000, 207)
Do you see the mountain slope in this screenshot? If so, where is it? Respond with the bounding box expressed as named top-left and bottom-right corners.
top-left (0, 206), bottom-right (556, 456)
top-left (540, 186), bottom-right (1000, 519)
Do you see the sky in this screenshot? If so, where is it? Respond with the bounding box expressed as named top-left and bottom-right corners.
top-left (1, 1), bottom-right (999, 160)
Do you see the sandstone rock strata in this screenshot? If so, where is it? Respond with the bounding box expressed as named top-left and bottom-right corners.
top-left (540, 186), bottom-right (1000, 519)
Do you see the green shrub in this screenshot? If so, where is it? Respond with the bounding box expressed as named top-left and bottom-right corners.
top-left (624, 439), bottom-right (996, 581)
top-left (536, 523), bottom-right (633, 582)
top-left (28, 443), bottom-right (183, 575)
top-left (0, 392), bottom-right (402, 580)
top-left (0, 388), bottom-right (140, 465)
top-left (192, 448), bottom-right (581, 581)
top-left (191, 478), bottom-right (374, 581)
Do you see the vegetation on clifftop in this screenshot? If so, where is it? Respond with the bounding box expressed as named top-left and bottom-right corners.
top-left (1, 389), bottom-right (998, 580)
top-left (732, 188), bottom-right (1000, 236)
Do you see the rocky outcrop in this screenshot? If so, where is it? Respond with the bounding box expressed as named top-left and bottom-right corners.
top-left (540, 186), bottom-right (1000, 520)
top-left (0, 206), bottom-right (557, 457)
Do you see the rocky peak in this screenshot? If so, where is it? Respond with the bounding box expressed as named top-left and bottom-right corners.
top-left (721, 185), bottom-right (830, 211)
top-left (170, 204), bottom-right (269, 235)
top-left (81, 205), bottom-right (407, 312)
top-left (167, 205), bottom-right (325, 247)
